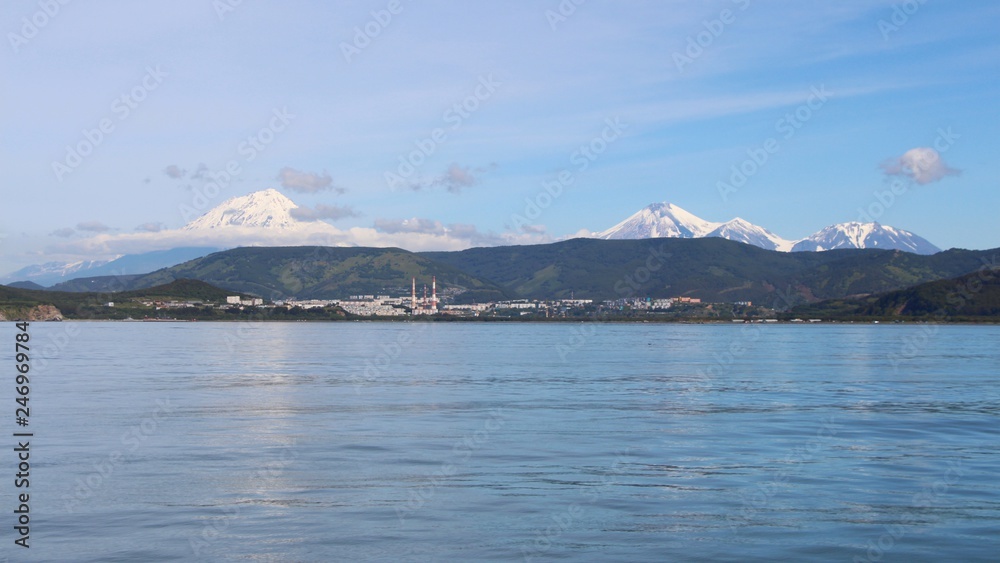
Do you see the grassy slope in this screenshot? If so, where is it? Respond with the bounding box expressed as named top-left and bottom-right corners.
top-left (424, 238), bottom-right (998, 307)
top-left (0, 279), bottom-right (245, 317)
top-left (130, 246), bottom-right (510, 302)
top-left (789, 268), bottom-right (1000, 320)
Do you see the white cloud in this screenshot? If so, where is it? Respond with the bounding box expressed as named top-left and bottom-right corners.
top-left (881, 147), bottom-right (960, 185)
top-left (46, 215), bottom-right (551, 260)
top-left (50, 227), bottom-right (76, 238)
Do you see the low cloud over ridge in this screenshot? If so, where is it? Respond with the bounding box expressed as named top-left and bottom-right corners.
top-left (290, 204), bottom-right (359, 222)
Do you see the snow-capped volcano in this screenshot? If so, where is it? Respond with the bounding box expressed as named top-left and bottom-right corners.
top-left (180, 188), bottom-right (345, 242)
top-left (594, 203), bottom-right (793, 250)
top-left (705, 218), bottom-right (794, 252)
top-left (593, 202), bottom-right (939, 254)
top-left (595, 202), bottom-right (720, 239)
top-left (184, 188), bottom-right (302, 231)
top-left (790, 222), bottom-right (940, 254)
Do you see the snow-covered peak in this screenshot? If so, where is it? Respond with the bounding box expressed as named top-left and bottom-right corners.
top-left (594, 202), bottom-right (720, 240)
top-left (593, 203), bottom-right (940, 254)
top-left (183, 189), bottom-right (301, 231)
top-left (0, 258), bottom-right (120, 286)
top-left (790, 222), bottom-right (940, 254)
top-left (706, 217), bottom-right (794, 252)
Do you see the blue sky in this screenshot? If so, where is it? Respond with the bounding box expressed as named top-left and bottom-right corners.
top-left (2, 0), bottom-right (998, 273)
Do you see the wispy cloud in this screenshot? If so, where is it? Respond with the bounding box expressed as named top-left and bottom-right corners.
top-left (373, 217), bottom-right (446, 235)
top-left (520, 224), bottom-right (547, 235)
top-left (135, 222), bottom-right (166, 233)
top-left (50, 227), bottom-right (76, 238)
top-left (46, 218), bottom-right (550, 259)
top-left (372, 216), bottom-right (545, 247)
top-left (278, 167), bottom-right (345, 194)
top-left (410, 163), bottom-right (497, 193)
top-left (163, 165), bottom-right (186, 179)
top-left (289, 204), bottom-right (359, 222)
top-left (77, 221), bottom-right (111, 233)
top-left (191, 163), bottom-right (210, 180)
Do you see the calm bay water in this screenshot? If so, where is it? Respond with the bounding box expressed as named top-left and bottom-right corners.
top-left (7, 322), bottom-right (1000, 561)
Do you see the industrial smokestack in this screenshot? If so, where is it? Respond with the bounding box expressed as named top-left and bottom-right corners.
top-left (432, 276), bottom-right (437, 309)
top-left (411, 277), bottom-right (416, 310)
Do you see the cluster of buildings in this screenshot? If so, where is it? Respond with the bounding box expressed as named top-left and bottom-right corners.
top-left (215, 275), bottom-right (761, 319)
top-left (280, 277), bottom-right (442, 317)
top-left (226, 296), bottom-right (264, 307)
top-left (271, 277), bottom-right (602, 317)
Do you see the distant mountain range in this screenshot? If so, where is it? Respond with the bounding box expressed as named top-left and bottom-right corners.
top-left (425, 238), bottom-right (988, 306)
top-left (1, 258), bottom-right (119, 287)
top-left (31, 239), bottom-right (998, 309)
top-left (1, 190), bottom-right (947, 290)
top-left (0, 247), bottom-right (220, 287)
top-left (593, 202), bottom-right (941, 254)
top-left (6, 246), bottom-right (996, 321)
top-left (1, 189), bottom-right (327, 287)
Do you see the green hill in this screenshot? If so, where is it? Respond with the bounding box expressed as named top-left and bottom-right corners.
top-left (423, 238), bottom-right (999, 308)
top-left (20, 240), bottom-right (1000, 312)
top-left (124, 246), bottom-right (509, 303)
top-left (5, 281), bottom-right (46, 290)
top-left (788, 267), bottom-right (1000, 321)
top-left (0, 279), bottom-right (251, 320)
top-left (48, 274), bottom-right (144, 292)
